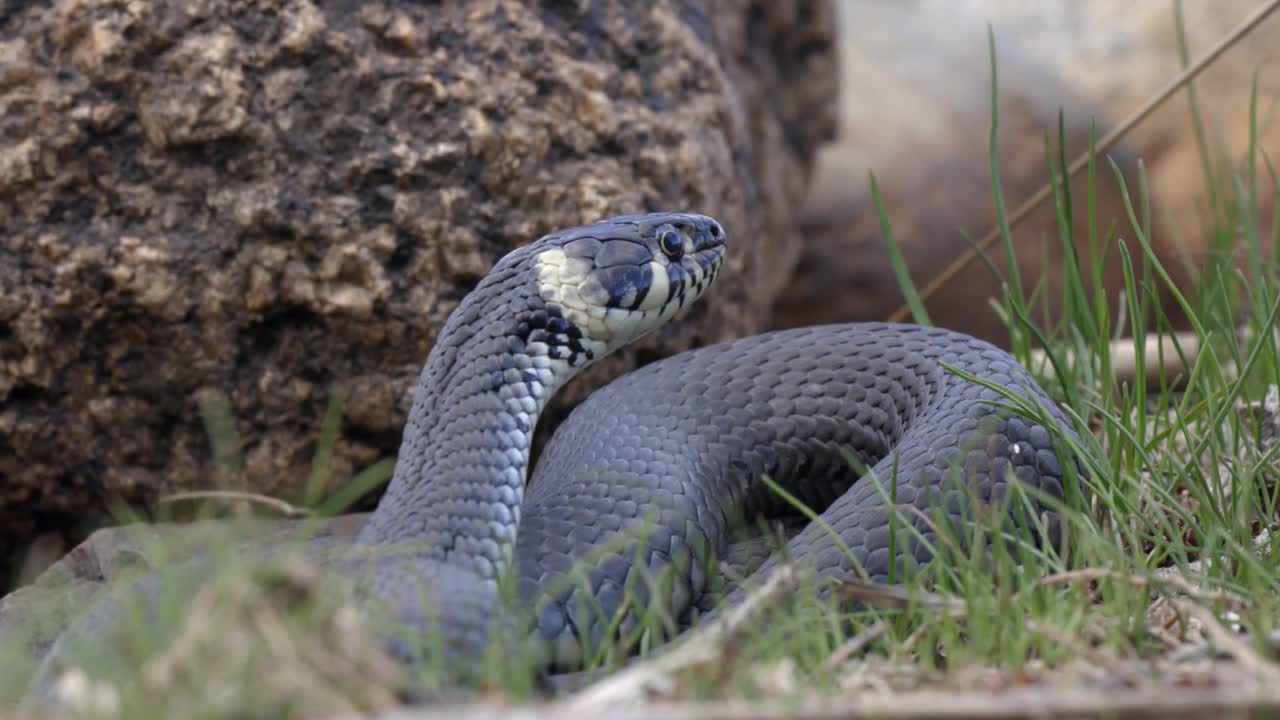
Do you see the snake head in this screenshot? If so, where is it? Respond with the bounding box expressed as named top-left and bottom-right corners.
top-left (354, 213), bottom-right (728, 682)
top-left (528, 212), bottom-right (727, 356)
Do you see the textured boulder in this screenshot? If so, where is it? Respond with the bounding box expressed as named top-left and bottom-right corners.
top-left (771, 2), bottom-right (1182, 346)
top-left (0, 0), bottom-right (837, 564)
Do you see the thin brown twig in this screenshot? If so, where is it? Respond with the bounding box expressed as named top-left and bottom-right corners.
top-left (900, 607), bottom-right (969, 657)
top-left (887, 0), bottom-right (1280, 323)
top-left (817, 620), bottom-right (889, 674)
top-left (836, 579), bottom-right (965, 612)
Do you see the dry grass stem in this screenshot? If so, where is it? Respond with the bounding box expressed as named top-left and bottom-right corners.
top-left (817, 620), bottom-right (889, 674)
top-left (836, 579), bottom-right (966, 612)
top-left (157, 491), bottom-right (312, 519)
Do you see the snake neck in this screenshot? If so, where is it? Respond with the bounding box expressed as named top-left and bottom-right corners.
top-left (357, 261), bottom-right (605, 579)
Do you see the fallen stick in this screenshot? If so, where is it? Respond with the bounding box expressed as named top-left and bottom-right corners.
top-left (564, 565), bottom-right (804, 708)
top-left (357, 684), bottom-right (1280, 720)
top-left (1026, 332), bottom-right (1202, 386)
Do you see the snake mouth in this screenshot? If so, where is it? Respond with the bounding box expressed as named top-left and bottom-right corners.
top-left (652, 226), bottom-right (725, 316)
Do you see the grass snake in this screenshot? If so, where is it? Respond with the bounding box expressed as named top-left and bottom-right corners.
top-left (355, 211), bottom-right (1081, 671)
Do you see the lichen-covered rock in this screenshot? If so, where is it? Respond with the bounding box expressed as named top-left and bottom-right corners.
top-left (0, 0), bottom-right (837, 561)
top-left (771, 2), bottom-right (1180, 346)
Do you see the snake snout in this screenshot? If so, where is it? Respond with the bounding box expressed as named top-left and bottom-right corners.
top-left (683, 214), bottom-right (727, 252)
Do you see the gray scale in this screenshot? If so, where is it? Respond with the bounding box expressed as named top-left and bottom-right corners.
top-left (517, 322), bottom-right (1074, 659)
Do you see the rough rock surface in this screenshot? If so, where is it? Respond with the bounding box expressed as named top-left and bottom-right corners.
top-left (771, 2), bottom-right (1184, 346)
top-left (0, 0), bottom-right (838, 564)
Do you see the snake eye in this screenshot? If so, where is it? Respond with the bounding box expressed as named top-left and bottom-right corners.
top-left (659, 230), bottom-right (684, 259)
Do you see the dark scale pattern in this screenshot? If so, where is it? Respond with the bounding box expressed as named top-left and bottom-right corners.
top-left (516, 322), bottom-right (1080, 660)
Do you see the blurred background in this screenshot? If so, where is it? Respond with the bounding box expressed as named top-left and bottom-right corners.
top-left (774, 0), bottom-right (1278, 343)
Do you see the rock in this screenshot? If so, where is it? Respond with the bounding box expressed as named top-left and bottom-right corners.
top-left (0, 0), bottom-right (838, 561)
top-left (0, 514), bottom-right (378, 707)
top-left (0, 514), bottom-right (367, 677)
top-left (27, 514), bottom-right (370, 592)
top-left (771, 1), bottom-right (1174, 345)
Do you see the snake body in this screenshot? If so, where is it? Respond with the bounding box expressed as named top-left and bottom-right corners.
top-left (24, 212), bottom-right (1081, 695)
top-left (351, 212), bottom-right (1080, 669)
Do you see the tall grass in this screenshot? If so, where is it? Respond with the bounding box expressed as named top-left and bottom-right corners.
top-left (668, 15), bottom-right (1280, 702)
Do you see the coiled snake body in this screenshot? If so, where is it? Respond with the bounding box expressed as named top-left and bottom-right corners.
top-left (28, 212), bottom-right (1080, 691)
top-left (355, 212), bottom-right (1079, 669)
